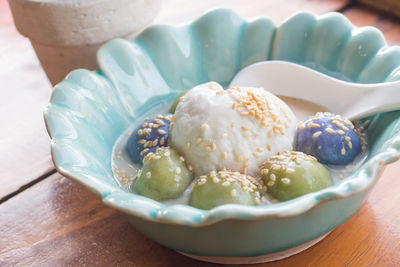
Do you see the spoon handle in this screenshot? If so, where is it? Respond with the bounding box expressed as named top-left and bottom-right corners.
top-left (230, 61), bottom-right (400, 121)
top-left (343, 82), bottom-right (400, 120)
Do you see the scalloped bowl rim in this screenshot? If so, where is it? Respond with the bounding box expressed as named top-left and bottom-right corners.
top-left (45, 8), bottom-right (400, 227)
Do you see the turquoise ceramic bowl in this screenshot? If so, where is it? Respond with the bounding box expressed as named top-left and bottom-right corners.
top-left (44, 9), bottom-right (400, 264)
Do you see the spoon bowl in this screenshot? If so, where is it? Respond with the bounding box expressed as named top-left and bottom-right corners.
top-left (229, 61), bottom-right (400, 120)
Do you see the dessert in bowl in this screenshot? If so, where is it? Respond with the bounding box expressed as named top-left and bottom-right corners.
top-left (44, 9), bottom-right (400, 264)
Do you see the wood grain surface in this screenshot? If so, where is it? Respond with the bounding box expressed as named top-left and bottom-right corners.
top-left (0, 0), bottom-right (52, 200)
top-left (344, 4), bottom-right (400, 44)
top-left (2, 0), bottom-right (400, 266)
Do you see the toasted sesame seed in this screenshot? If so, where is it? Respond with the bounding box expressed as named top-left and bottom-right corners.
top-left (270, 173), bottom-right (276, 181)
top-left (337, 130), bottom-right (345, 135)
top-left (164, 151), bottom-right (170, 157)
top-left (154, 119), bottom-right (165, 126)
top-left (308, 122), bottom-right (320, 128)
top-left (221, 133), bottom-right (228, 139)
top-left (298, 124), bottom-right (306, 130)
top-left (231, 189), bottom-right (237, 197)
top-left (267, 180), bottom-right (275, 187)
top-left (188, 165), bottom-right (193, 171)
top-left (180, 156), bottom-right (185, 162)
top-left (364, 120), bottom-right (370, 128)
top-left (152, 139), bottom-right (158, 146)
top-left (222, 181), bottom-right (230, 187)
top-left (138, 129), bottom-right (143, 135)
top-left (144, 141), bottom-right (151, 148)
top-left (211, 143), bottom-right (217, 151)
top-left (348, 141), bottom-right (352, 149)
top-left (345, 136), bottom-right (351, 142)
top-left (286, 168), bottom-right (295, 173)
top-left (326, 127), bottom-right (335, 134)
top-left (243, 132), bottom-right (252, 138)
top-left (157, 129), bottom-right (167, 135)
top-left (200, 123), bottom-right (209, 131)
top-left (261, 168), bottom-right (269, 175)
top-left (267, 144), bottom-right (271, 151)
top-left (142, 151), bottom-right (152, 159)
top-left (160, 138), bottom-right (165, 146)
top-left (140, 148), bottom-right (149, 156)
top-left (253, 152), bottom-right (260, 158)
top-left (312, 131), bottom-right (322, 139)
top-left (146, 172), bottom-right (152, 179)
top-left (241, 126), bottom-right (250, 131)
top-left (331, 119), bottom-right (349, 131)
top-left (138, 139), bottom-right (146, 144)
top-left (198, 178), bottom-right (207, 185)
top-left (237, 155), bottom-right (247, 162)
top-left (222, 152), bottom-right (228, 160)
top-left (341, 146), bottom-right (346, 155)
top-left (343, 119), bottom-right (352, 126)
top-left (281, 178), bottom-right (291, 184)
top-left (175, 167), bottom-right (181, 174)
top-left (318, 146), bottom-right (321, 150)
top-left (209, 83), bottom-right (219, 90)
top-left (231, 122), bottom-right (235, 128)
top-left (212, 176), bottom-right (220, 183)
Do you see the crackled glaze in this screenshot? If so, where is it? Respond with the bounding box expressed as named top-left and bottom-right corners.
top-left (44, 9), bottom-right (400, 258)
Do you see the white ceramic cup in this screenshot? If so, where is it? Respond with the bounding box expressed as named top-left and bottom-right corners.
top-left (8, 0), bottom-right (162, 85)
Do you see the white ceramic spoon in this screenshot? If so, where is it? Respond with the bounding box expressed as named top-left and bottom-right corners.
top-left (229, 61), bottom-right (400, 120)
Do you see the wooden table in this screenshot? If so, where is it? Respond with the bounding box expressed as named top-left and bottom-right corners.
top-left (1, 0), bottom-right (400, 266)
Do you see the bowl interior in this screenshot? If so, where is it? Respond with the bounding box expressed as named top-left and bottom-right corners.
top-left (44, 9), bottom-right (400, 226)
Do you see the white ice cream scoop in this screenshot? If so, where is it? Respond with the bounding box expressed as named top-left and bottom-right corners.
top-left (229, 61), bottom-right (400, 120)
top-left (170, 82), bottom-right (297, 177)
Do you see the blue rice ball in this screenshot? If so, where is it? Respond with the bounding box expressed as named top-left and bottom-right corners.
top-left (295, 112), bottom-right (362, 165)
top-left (127, 114), bottom-right (172, 165)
